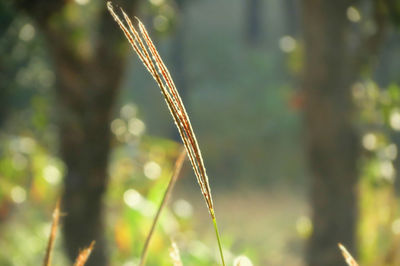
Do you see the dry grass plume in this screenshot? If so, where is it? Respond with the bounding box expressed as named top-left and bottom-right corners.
top-left (107, 2), bottom-right (225, 265)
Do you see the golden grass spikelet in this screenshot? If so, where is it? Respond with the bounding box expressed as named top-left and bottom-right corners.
top-left (338, 243), bottom-right (359, 266)
top-left (73, 241), bottom-right (96, 266)
top-left (43, 199), bottom-right (61, 266)
top-left (107, 3), bottom-right (225, 264)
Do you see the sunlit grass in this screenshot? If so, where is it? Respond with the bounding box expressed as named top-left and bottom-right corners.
top-left (107, 2), bottom-right (225, 264)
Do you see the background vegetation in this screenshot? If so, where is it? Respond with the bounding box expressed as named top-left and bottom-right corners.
top-left (1, 0), bottom-right (400, 265)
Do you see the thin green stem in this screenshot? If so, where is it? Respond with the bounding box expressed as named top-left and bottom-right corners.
top-left (212, 214), bottom-right (225, 266)
top-left (139, 150), bottom-right (186, 266)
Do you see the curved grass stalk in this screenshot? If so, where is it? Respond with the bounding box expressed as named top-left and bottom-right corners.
top-left (107, 3), bottom-right (225, 265)
top-left (139, 150), bottom-right (186, 266)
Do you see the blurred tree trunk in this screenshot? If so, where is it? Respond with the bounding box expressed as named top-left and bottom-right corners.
top-left (301, 1), bottom-right (388, 265)
top-left (14, 1), bottom-right (136, 265)
top-left (282, 0), bottom-right (299, 37)
top-left (45, 14), bottom-right (123, 265)
top-left (245, 0), bottom-right (262, 45)
top-left (0, 66), bottom-right (9, 128)
top-left (0, 2), bottom-right (16, 128)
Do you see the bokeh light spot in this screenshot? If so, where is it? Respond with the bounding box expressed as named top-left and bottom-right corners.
top-left (382, 144), bottom-right (397, 161)
top-left (153, 15), bottom-right (169, 32)
top-left (123, 189), bottom-right (142, 208)
top-left (233, 255), bottom-right (253, 266)
top-left (120, 104), bottom-right (137, 119)
top-left (173, 199), bottom-right (193, 218)
top-left (392, 219), bottom-right (400, 235)
top-left (19, 137), bottom-right (36, 154)
top-left (111, 118), bottom-right (127, 137)
top-left (19, 23), bottom-right (35, 41)
top-left (279, 36), bottom-right (296, 53)
top-left (347, 6), bottom-right (361, 22)
top-left (11, 186), bottom-right (26, 204)
top-left (149, 0), bottom-right (164, 6)
top-left (144, 161), bottom-right (162, 180)
top-left (390, 109), bottom-right (400, 131)
top-left (43, 165), bottom-right (62, 185)
top-left (362, 133), bottom-right (377, 151)
top-left (74, 0), bottom-right (90, 5)
top-left (380, 160), bottom-right (394, 182)
top-left (296, 216), bottom-right (312, 238)
top-left (128, 118), bottom-right (145, 136)
top-left (122, 261), bottom-right (138, 266)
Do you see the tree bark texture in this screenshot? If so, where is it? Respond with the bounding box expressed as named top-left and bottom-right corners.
top-left (301, 0), bottom-right (388, 265)
top-left (14, 1), bottom-right (137, 265)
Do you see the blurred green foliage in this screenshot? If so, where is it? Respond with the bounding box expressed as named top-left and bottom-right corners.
top-left (2, 0), bottom-right (400, 265)
top-left (353, 80), bottom-right (400, 265)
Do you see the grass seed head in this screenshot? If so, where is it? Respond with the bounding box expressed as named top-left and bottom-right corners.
top-left (107, 3), bottom-right (225, 264)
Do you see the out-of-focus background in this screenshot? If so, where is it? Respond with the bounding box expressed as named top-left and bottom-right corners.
top-left (1, 0), bottom-right (400, 265)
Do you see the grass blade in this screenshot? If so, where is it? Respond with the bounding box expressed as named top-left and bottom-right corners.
top-left (43, 199), bottom-right (61, 266)
top-left (139, 149), bottom-right (186, 266)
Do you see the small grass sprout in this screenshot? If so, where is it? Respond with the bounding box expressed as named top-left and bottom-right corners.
top-left (73, 241), bottom-right (96, 266)
top-left (43, 199), bottom-right (61, 266)
top-left (338, 243), bottom-right (359, 266)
